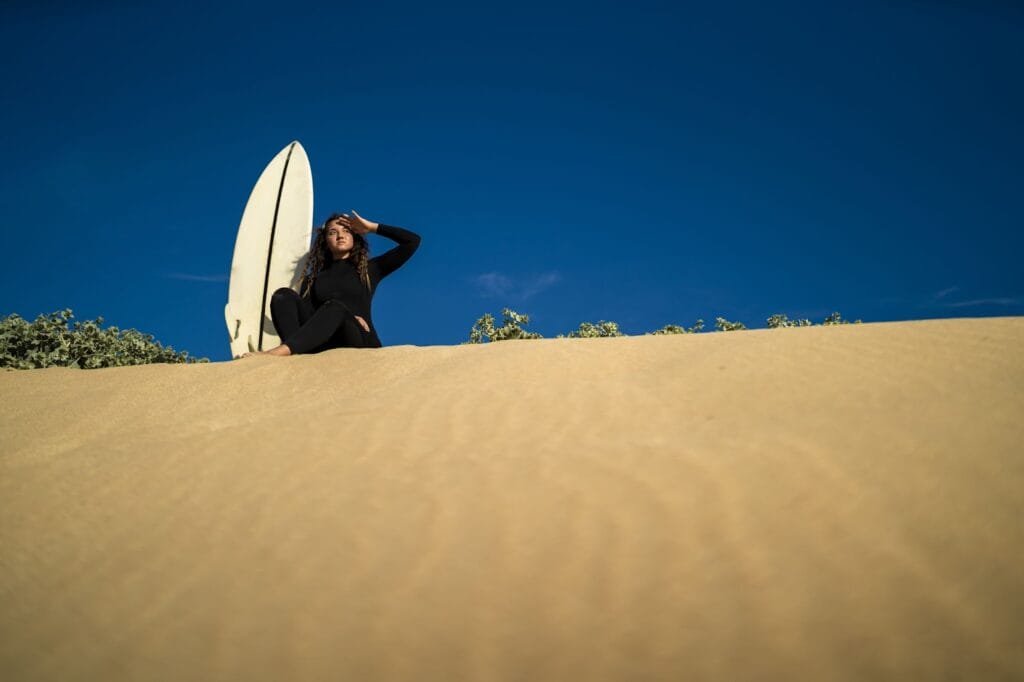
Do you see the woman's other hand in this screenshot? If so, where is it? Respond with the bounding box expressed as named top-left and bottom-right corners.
top-left (347, 210), bottom-right (379, 235)
top-left (354, 315), bottom-right (370, 333)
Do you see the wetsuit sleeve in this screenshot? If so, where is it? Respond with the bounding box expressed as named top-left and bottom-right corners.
top-left (371, 224), bottom-right (421, 279)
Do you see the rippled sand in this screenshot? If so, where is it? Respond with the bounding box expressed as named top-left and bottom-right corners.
top-left (2, 317), bottom-right (1023, 680)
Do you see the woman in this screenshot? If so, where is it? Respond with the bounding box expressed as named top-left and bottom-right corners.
top-left (242, 210), bottom-right (420, 357)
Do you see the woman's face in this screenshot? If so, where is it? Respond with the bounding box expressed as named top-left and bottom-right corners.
top-left (325, 219), bottom-right (354, 259)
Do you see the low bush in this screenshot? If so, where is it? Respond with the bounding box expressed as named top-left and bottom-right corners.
top-left (466, 309), bottom-right (861, 342)
top-left (1, 309), bottom-right (207, 370)
top-left (466, 308), bottom-right (543, 343)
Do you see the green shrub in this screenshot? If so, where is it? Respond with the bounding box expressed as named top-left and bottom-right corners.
top-left (0, 309), bottom-right (208, 370)
top-left (466, 309), bottom-right (862, 342)
top-left (647, 320), bottom-right (705, 335)
top-left (714, 317), bottom-right (748, 332)
top-left (766, 314), bottom-right (812, 328)
top-left (465, 308), bottom-right (543, 343)
top-left (821, 312), bottom-right (862, 325)
top-left (557, 320), bottom-right (624, 338)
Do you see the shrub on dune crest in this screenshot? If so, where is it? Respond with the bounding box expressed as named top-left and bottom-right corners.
top-left (0, 309), bottom-right (207, 370)
top-left (821, 312), bottom-right (862, 326)
top-left (714, 317), bottom-right (748, 332)
top-left (648, 320), bottom-right (705, 335)
top-left (557, 321), bottom-right (624, 338)
top-left (466, 308), bottom-right (543, 343)
top-left (766, 314), bottom-right (812, 328)
top-left (466, 309), bottom-right (861, 342)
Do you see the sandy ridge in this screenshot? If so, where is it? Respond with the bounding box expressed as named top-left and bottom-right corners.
top-left (1, 316), bottom-right (1023, 680)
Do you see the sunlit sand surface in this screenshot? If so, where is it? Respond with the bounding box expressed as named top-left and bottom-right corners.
top-left (2, 317), bottom-right (1023, 680)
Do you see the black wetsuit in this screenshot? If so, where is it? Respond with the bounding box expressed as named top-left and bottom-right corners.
top-left (270, 224), bottom-right (421, 353)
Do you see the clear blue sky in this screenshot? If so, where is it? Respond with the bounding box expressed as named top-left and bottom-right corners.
top-left (1, 0), bottom-right (1021, 361)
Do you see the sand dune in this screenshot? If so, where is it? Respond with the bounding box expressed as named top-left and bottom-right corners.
top-left (2, 316), bottom-right (1023, 681)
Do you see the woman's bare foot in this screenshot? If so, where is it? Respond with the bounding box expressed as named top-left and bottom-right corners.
top-left (238, 344), bottom-right (292, 359)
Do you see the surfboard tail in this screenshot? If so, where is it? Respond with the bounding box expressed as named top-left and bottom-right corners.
top-left (224, 304), bottom-right (240, 341)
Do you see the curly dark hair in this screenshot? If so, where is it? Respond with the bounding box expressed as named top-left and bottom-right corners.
top-left (299, 213), bottom-right (372, 297)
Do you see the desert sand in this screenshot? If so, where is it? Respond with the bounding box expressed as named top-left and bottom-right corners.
top-left (1, 316), bottom-right (1023, 681)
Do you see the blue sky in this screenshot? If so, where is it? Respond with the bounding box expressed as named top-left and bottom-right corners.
top-left (1, 0), bottom-right (1021, 361)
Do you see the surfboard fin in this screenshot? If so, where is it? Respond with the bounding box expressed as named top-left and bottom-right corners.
top-left (224, 305), bottom-right (241, 341)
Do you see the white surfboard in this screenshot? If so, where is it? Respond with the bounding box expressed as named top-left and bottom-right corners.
top-left (225, 141), bottom-right (313, 357)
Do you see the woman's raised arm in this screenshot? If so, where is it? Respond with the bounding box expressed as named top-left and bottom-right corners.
top-left (369, 224), bottom-right (421, 279)
top-left (341, 210), bottom-right (421, 280)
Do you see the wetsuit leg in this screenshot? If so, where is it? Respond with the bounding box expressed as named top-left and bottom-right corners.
top-left (270, 288), bottom-right (314, 342)
top-left (280, 299), bottom-right (372, 354)
top-left (326, 315), bottom-right (374, 350)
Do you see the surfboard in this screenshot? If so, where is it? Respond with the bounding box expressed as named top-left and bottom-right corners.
top-left (225, 141), bottom-right (314, 357)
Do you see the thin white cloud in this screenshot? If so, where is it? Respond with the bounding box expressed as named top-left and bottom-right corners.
top-left (520, 272), bottom-right (561, 299)
top-left (472, 271), bottom-right (561, 301)
top-left (942, 297), bottom-right (1021, 308)
top-left (165, 272), bottom-right (229, 283)
top-left (921, 285), bottom-right (1021, 309)
top-left (473, 272), bottom-right (515, 298)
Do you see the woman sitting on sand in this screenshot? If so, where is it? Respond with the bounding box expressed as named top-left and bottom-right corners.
top-left (242, 210), bottom-right (420, 357)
